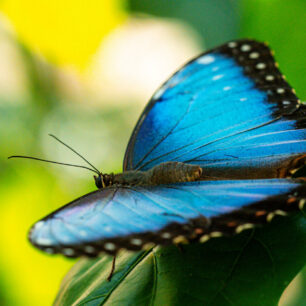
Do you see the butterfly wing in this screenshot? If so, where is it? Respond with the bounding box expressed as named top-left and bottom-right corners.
top-left (29, 179), bottom-right (305, 256)
top-left (123, 39), bottom-right (306, 178)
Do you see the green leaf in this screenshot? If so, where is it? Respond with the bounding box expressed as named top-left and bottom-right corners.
top-left (55, 210), bottom-right (306, 305)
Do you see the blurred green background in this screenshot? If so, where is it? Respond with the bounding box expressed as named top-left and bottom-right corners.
top-left (0, 0), bottom-right (305, 305)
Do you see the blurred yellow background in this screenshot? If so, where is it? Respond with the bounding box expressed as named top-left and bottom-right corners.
top-left (0, 0), bottom-right (305, 305)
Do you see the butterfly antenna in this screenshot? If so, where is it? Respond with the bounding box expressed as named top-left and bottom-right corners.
top-left (8, 156), bottom-right (100, 175)
top-left (48, 134), bottom-right (101, 174)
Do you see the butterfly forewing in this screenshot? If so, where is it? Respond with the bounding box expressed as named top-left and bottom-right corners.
top-left (123, 39), bottom-right (305, 179)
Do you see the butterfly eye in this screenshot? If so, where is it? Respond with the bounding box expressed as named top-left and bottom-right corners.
top-left (94, 175), bottom-right (104, 189)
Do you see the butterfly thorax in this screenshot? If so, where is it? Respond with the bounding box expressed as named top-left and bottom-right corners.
top-left (95, 162), bottom-right (203, 188)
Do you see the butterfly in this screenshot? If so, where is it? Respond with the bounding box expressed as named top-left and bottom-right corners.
top-left (25, 39), bottom-right (306, 257)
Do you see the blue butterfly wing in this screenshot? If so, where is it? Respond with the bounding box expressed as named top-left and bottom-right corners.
top-left (29, 179), bottom-right (305, 256)
top-left (123, 40), bottom-right (306, 178)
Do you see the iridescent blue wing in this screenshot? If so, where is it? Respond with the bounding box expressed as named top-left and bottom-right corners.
top-left (29, 179), bottom-right (305, 257)
top-left (123, 39), bottom-right (306, 178)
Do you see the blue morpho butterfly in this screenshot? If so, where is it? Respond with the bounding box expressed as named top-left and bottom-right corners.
top-left (11, 39), bottom-right (306, 258)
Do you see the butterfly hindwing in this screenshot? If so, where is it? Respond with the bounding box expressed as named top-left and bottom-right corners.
top-left (29, 179), bottom-right (305, 256)
top-left (123, 39), bottom-right (306, 178)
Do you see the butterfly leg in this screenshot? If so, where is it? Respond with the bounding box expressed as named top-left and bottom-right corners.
top-left (107, 255), bottom-right (116, 281)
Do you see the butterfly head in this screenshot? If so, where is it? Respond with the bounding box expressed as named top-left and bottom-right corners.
top-left (94, 173), bottom-right (114, 189)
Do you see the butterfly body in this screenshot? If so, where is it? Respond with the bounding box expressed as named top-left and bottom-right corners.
top-left (98, 162), bottom-right (203, 188)
top-left (27, 39), bottom-right (306, 257)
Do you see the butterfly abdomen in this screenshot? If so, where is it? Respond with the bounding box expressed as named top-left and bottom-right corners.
top-left (146, 162), bottom-right (203, 185)
top-left (112, 162), bottom-right (202, 186)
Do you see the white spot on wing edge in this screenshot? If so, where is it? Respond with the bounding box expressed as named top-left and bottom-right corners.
top-left (35, 237), bottom-right (53, 246)
top-left (84, 245), bottom-right (96, 253)
top-left (256, 63), bottom-right (266, 69)
top-left (199, 235), bottom-right (210, 243)
top-left (161, 232), bottom-right (171, 239)
top-left (197, 55), bottom-right (215, 65)
top-left (241, 44), bottom-right (251, 52)
top-left (235, 223), bottom-right (254, 233)
top-left (249, 52), bottom-right (259, 59)
top-left (223, 86), bottom-right (231, 91)
top-left (130, 238), bottom-right (142, 246)
top-left (265, 75), bottom-right (274, 81)
top-left (228, 41), bottom-right (237, 48)
top-left (45, 248), bottom-right (55, 254)
top-left (299, 199), bottom-right (305, 210)
top-left (210, 231), bottom-right (223, 238)
top-left (104, 242), bottom-right (116, 251)
top-left (277, 88), bottom-right (285, 94)
top-left (63, 248), bottom-right (75, 256)
top-left (274, 210), bottom-right (287, 216)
